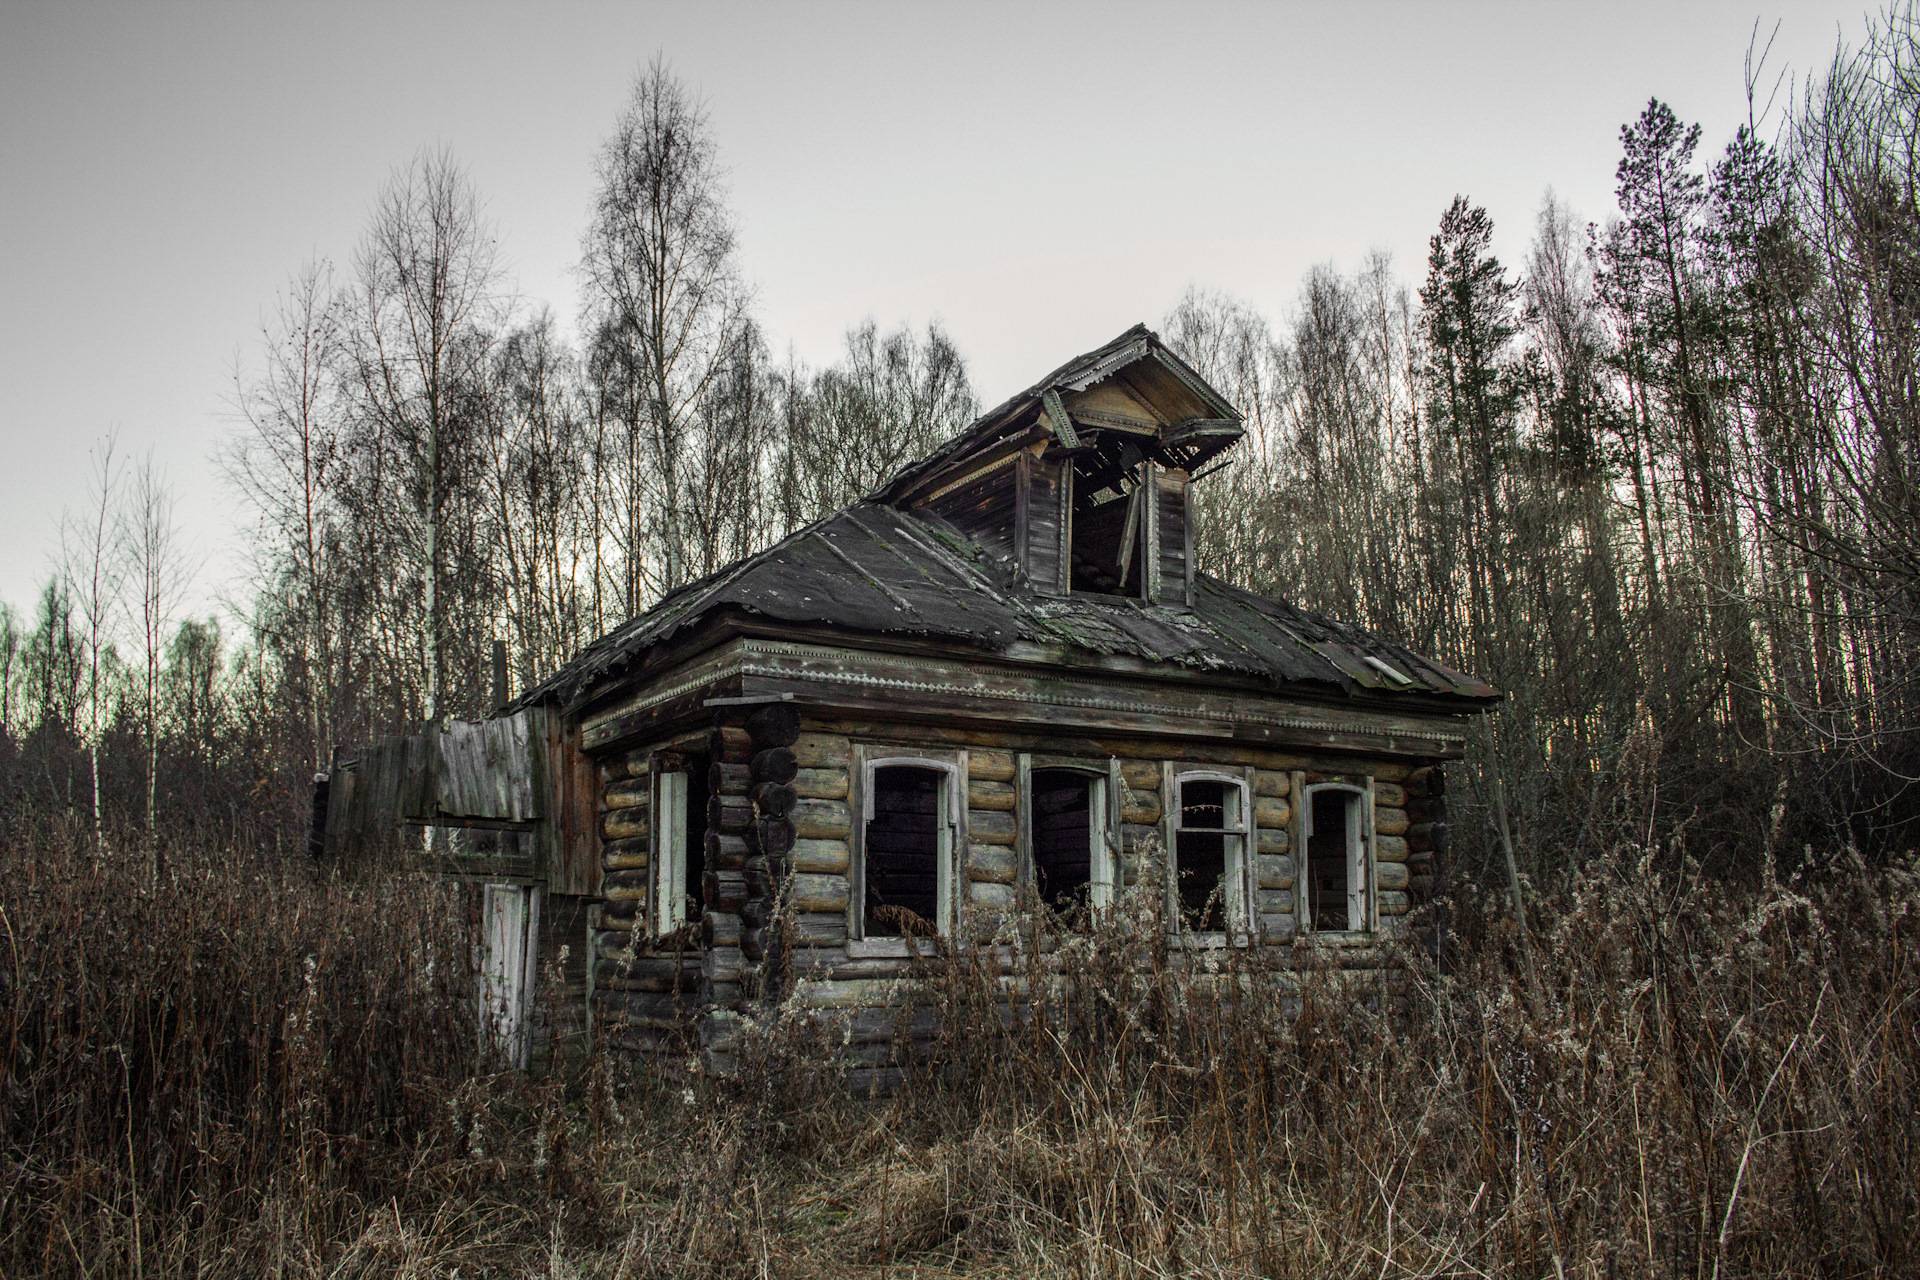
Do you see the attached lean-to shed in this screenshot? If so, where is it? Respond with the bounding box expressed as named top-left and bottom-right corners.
top-left (320, 323), bottom-right (1499, 1072)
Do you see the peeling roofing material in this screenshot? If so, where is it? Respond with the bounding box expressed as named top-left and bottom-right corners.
top-left (517, 501), bottom-right (1499, 712)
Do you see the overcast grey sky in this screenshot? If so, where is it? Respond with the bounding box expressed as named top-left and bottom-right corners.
top-left (0, 0), bottom-right (1871, 624)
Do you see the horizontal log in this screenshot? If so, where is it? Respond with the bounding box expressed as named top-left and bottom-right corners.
top-left (759, 817), bottom-right (797, 857)
top-left (601, 808), bottom-right (649, 841)
top-left (1119, 760), bottom-right (1162, 792)
top-left (1409, 873), bottom-right (1438, 899)
top-left (969, 809), bottom-right (1016, 846)
top-left (968, 779), bottom-right (1016, 812)
top-left (744, 858), bottom-right (772, 901)
top-left (966, 842), bottom-right (1019, 885)
top-left (1377, 890), bottom-right (1411, 916)
top-left (742, 925), bottom-right (768, 963)
top-left (602, 778), bottom-right (650, 811)
top-left (792, 733), bottom-right (850, 769)
top-left (711, 725), bottom-right (753, 763)
top-left (600, 990), bottom-right (700, 1023)
top-left (1255, 888), bottom-right (1294, 917)
top-left (708, 794), bottom-right (753, 833)
top-left (746, 703), bottom-right (802, 748)
top-left (742, 896), bottom-right (773, 928)
top-left (790, 872), bottom-right (850, 914)
top-left (597, 911), bottom-right (637, 934)
top-left (593, 931), bottom-right (634, 962)
top-left (1120, 798), bottom-right (1161, 826)
top-left (599, 749), bottom-right (651, 781)
top-left (791, 767), bottom-right (849, 800)
top-left (752, 781), bottom-right (797, 817)
top-left (704, 870), bottom-right (748, 912)
top-left (1405, 766), bottom-right (1445, 797)
top-left (1258, 914), bottom-right (1298, 942)
top-left (603, 836), bottom-right (649, 870)
top-left (1253, 769), bottom-right (1291, 798)
top-left (704, 831), bottom-right (750, 870)
top-left (968, 750), bottom-right (1016, 782)
top-left (1256, 827), bottom-right (1291, 855)
top-left (706, 941), bottom-right (746, 980)
top-left (1407, 796), bottom-right (1448, 823)
top-left (604, 877), bottom-right (647, 904)
top-left (824, 1006), bottom-right (941, 1044)
top-left (1407, 821), bottom-right (1449, 854)
top-left (1373, 807), bottom-right (1409, 837)
top-left (791, 837), bottom-right (851, 874)
top-left (791, 913), bottom-right (849, 946)
top-left (710, 762), bottom-right (751, 794)
top-left (1120, 822), bottom-right (1161, 853)
top-left (968, 880), bottom-right (1015, 910)
top-left (750, 748), bottom-right (798, 785)
top-left (1255, 854), bottom-right (1295, 891)
top-left (702, 912), bottom-right (743, 948)
top-left (1254, 796), bottom-right (1292, 830)
top-left (1374, 834), bottom-right (1409, 863)
top-left (1376, 861), bottom-right (1410, 891)
top-left (1373, 781), bottom-right (1407, 808)
top-left (603, 867), bottom-right (648, 895)
top-left (792, 798), bottom-right (853, 840)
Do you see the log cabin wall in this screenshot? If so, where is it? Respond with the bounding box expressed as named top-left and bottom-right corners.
top-left (764, 712), bottom-right (1451, 1049)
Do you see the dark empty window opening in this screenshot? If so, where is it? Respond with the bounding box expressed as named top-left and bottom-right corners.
top-left (681, 753), bottom-right (710, 926)
top-left (1307, 788), bottom-right (1359, 931)
top-left (1031, 768), bottom-right (1095, 917)
top-left (1175, 777), bottom-right (1237, 931)
top-left (1068, 444), bottom-right (1148, 596)
top-left (863, 765), bottom-right (943, 937)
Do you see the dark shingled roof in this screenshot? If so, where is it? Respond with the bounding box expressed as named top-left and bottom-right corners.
top-left (516, 324), bottom-right (1497, 713)
top-left (517, 501), bottom-right (1499, 711)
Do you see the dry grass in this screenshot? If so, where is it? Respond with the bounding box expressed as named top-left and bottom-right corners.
top-left (2, 833), bottom-right (1914, 1277)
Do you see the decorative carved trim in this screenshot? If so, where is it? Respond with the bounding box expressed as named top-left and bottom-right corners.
top-left (582, 638), bottom-right (1468, 752)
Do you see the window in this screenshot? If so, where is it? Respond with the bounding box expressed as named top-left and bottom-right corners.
top-left (1303, 784), bottom-right (1370, 932)
top-left (1026, 764), bottom-right (1113, 919)
top-left (854, 753), bottom-right (961, 939)
top-left (1169, 770), bottom-right (1251, 933)
top-left (651, 753), bottom-right (709, 935)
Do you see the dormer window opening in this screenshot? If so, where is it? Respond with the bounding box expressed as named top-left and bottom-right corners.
top-left (1066, 438), bottom-right (1152, 598)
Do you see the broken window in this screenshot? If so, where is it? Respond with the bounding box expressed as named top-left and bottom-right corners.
top-left (651, 752), bottom-right (709, 935)
top-left (1170, 772), bottom-right (1250, 933)
top-left (1067, 442), bottom-right (1151, 596)
top-left (1028, 766), bottom-right (1112, 919)
top-left (1304, 785), bottom-right (1368, 932)
top-left (860, 761), bottom-right (956, 938)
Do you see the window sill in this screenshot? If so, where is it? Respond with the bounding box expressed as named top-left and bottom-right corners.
top-left (1298, 929), bottom-right (1377, 946)
top-left (847, 936), bottom-right (946, 960)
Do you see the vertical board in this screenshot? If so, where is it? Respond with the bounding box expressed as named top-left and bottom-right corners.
top-left (1024, 457), bottom-right (1068, 595)
top-left (481, 883), bottom-right (539, 1067)
top-left (1151, 467), bottom-right (1191, 607)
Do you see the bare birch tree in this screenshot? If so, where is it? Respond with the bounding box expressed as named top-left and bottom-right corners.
top-left (60, 433), bottom-right (123, 850)
top-left (582, 57), bottom-right (750, 605)
top-left (123, 454), bottom-right (192, 874)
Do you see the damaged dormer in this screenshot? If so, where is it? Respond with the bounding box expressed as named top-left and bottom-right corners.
top-left (880, 324), bottom-right (1243, 608)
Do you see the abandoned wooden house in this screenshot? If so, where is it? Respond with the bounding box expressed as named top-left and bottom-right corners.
top-left (317, 323), bottom-right (1499, 1069)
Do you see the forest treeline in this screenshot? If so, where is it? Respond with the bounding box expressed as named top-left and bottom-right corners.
top-left (3, 14), bottom-right (1917, 887)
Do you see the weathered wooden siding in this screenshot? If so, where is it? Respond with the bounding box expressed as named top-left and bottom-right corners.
top-left (1023, 455), bottom-right (1069, 595)
top-left (921, 458), bottom-right (1018, 564)
top-left (1150, 466), bottom-right (1191, 607)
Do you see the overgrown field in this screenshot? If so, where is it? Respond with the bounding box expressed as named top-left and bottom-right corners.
top-left (1, 835), bottom-right (1913, 1278)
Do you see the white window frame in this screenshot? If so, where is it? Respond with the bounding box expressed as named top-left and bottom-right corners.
top-left (1165, 766), bottom-right (1255, 940)
top-left (1298, 780), bottom-right (1376, 934)
top-left (1017, 754), bottom-right (1117, 916)
top-left (651, 767), bottom-right (693, 936)
top-left (849, 745), bottom-right (965, 945)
